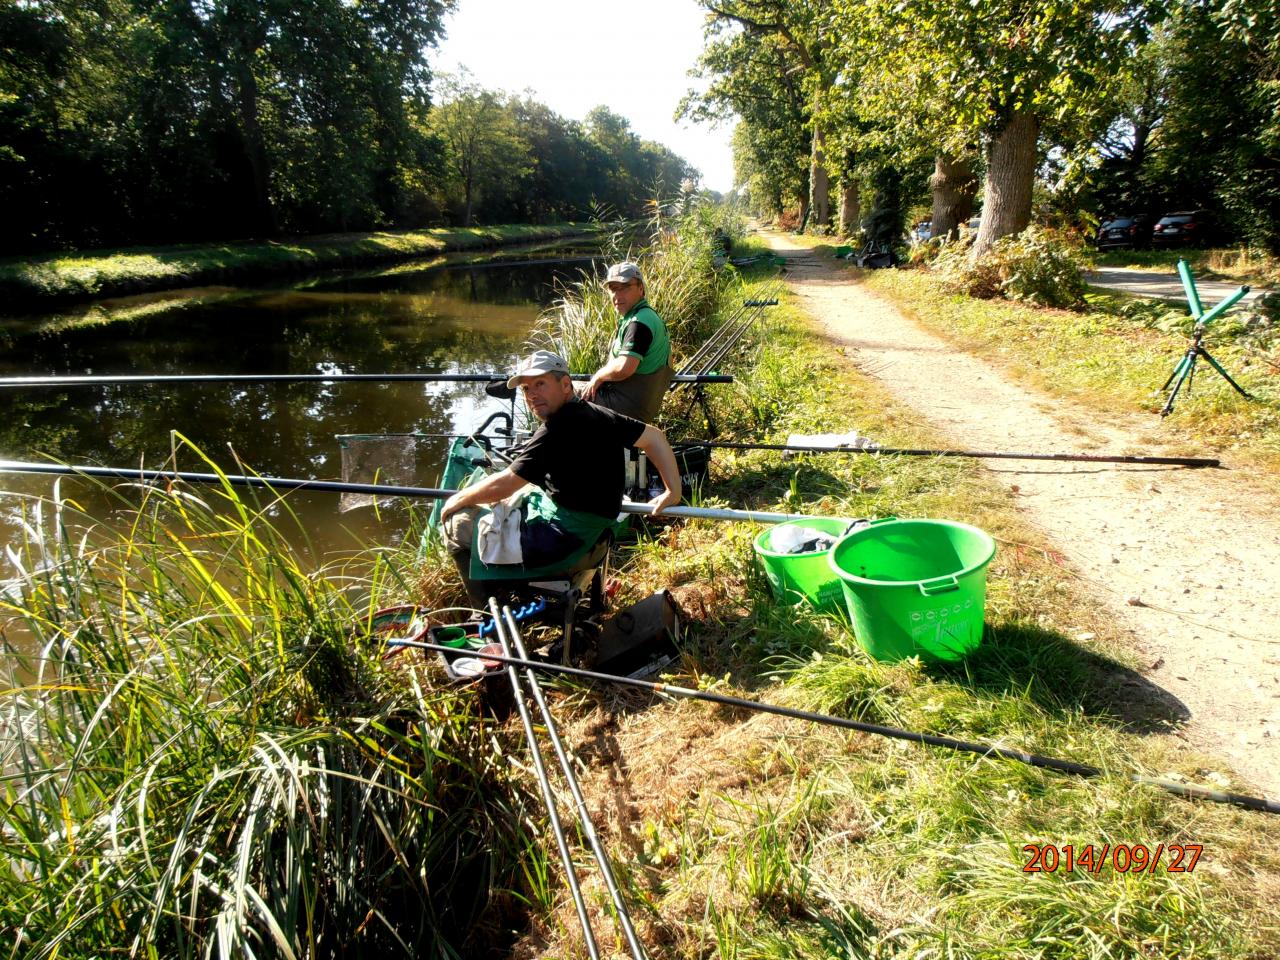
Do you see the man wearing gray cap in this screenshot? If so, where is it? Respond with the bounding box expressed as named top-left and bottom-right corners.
top-left (440, 349), bottom-right (681, 588)
top-left (582, 261), bottom-right (674, 422)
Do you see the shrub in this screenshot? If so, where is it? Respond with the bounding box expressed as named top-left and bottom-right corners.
top-left (932, 226), bottom-right (1091, 309)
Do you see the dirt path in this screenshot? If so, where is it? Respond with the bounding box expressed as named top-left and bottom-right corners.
top-left (762, 233), bottom-right (1280, 797)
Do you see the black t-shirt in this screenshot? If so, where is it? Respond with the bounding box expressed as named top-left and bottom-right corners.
top-left (510, 399), bottom-right (646, 519)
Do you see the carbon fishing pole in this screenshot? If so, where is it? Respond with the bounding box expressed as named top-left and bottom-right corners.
top-left (0, 459), bottom-right (818, 524)
top-left (395, 638), bottom-right (1280, 816)
top-left (0, 372), bottom-right (734, 389)
top-left (496, 604), bottom-right (647, 960)
top-left (678, 440), bottom-right (1221, 469)
top-left (488, 603), bottom-right (602, 959)
top-left (673, 281), bottom-right (782, 381)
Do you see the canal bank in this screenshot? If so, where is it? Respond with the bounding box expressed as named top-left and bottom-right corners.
top-left (0, 222), bottom-right (601, 313)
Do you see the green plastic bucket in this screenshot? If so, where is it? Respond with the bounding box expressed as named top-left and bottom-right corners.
top-left (754, 517), bottom-right (850, 612)
top-left (828, 518), bottom-right (996, 662)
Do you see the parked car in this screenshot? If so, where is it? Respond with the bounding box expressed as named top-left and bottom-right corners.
top-left (1094, 214), bottom-right (1153, 250)
top-left (1151, 210), bottom-right (1214, 248)
top-left (913, 220), bottom-right (932, 242)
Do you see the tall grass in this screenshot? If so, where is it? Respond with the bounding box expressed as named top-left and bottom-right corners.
top-left (531, 197), bottom-right (747, 376)
top-left (0, 451), bottom-right (541, 958)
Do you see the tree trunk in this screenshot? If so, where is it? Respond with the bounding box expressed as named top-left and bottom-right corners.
top-left (231, 60), bottom-right (276, 235)
top-left (838, 179), bottom-right (860, 238)
top-left (973, 111), bottom-right (1039, 257)
top-left (808, 125), bottom-right (830, 231)
top-left (929, 153), bottom-right (976, 240)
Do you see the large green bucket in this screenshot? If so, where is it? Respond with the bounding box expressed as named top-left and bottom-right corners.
top-left (753, 517), bottom-right (850, 612)
top-left (828, 518), bottom-right (996, 662)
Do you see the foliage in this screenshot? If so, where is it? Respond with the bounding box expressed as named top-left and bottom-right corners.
top-left (932, 226), bottom-right (1091, 308)
top-left (681, 24), bottom-right (811, 218)
top-left (0, 4), bottom-right (697, 255)
top-left (0, 448), bottom-right (542, 958)
top-left (0, 0), bottom-right (453, 252)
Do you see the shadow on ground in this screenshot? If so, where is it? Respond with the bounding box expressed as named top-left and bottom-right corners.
top-left (926, 621), bottom-right (1190, 734)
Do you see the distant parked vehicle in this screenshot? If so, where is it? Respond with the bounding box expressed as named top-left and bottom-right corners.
top-left (914, 220), bottom-right (932, 241)
top-left (1095, 214), bottom-right (1154, 250)
top-left (1151, 210), bottom-right (1214, 248)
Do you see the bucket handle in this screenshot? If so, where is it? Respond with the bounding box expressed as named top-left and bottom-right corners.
top-left (918, 575), bottom-right (960, 596)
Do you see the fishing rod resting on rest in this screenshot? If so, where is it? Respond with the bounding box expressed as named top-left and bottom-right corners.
top-left (0, 372), bottom-right (733, 389)
top-left (0, 459), bottom-right (819, 525)
top-left (393, 638), bottom-right (1280, 817)
top-left (677, 439), bottom-right (1221, 469)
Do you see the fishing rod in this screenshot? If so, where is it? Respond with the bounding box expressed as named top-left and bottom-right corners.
top-left (695, 288), bottom-right (782, 376)
top-left (495, 604), bottom-right (647, 959)
top-left (0, 372), bottom-right (734, 389)
top-left (396, 638), bottom-right (1280, 816)
top-left (0, 459), bottom-right (819, 524)
top-left (489, 604), bottom-right (603, 959)
top-left (673, 281), bottom-right (782, 380)
top-left (678, 440), bottom-right (1221, 469)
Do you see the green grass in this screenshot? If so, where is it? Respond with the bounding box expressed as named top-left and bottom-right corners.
top-left (0, 223), bottom-right (600, 312)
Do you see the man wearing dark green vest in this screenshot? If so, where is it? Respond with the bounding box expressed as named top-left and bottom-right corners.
top-left (582, 261), bottom-right (674, 422)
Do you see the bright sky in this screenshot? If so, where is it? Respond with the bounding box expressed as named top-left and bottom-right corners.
top-left (433, 0), bottom-right (737, 193)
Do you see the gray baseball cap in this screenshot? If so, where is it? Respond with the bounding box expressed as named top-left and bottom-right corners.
top-left (506, 349), bottom-right (571, 388)
top-left (603, 261), bottom-right (643, 286)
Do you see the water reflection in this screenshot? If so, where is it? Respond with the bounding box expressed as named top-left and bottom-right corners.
top-left (0, 246), bottom-right (600, 562)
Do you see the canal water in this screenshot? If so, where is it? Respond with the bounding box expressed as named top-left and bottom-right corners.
top-left (0, 242), bottom-right (604, 569)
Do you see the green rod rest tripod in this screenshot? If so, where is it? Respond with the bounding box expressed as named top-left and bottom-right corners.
top-left (1159, 259), bottom-right (1252, 416)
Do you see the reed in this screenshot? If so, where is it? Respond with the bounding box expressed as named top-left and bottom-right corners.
top-left (0, 447), bottom-right (541, 959)
top-left (531, 196), bottom-right (747, 376)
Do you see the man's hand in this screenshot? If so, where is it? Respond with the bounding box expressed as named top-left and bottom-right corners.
top-left (647, 486), bottom-right (681, 516)
top-left (439, 493), bottom-right (464, 523)
top-left (582, 374), bottom-right (603, 400)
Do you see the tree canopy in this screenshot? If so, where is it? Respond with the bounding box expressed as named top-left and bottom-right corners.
top-left (0, 1), bottom-right (698, 255)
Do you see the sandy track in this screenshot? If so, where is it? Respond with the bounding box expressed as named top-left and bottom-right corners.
top-left (763, 233), bottom-right (1280, 796)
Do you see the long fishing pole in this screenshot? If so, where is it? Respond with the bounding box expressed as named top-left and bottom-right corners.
top-left (0, 372), bottom-right (734, 389)
top-left (674, 281), bottom-right (781, 380)
top-left (496, 604), bottom-right (647, 960)
top-left (680, 440), bottom-right (1221, 469)
top-left (489, 604), bottom-right (602, 959)
top-left (695, 291), bottom-right (780, 376)
top-left (0, 459), bottom-right (818, 524)
top-left (395, 638), bottom-right (1280, 816)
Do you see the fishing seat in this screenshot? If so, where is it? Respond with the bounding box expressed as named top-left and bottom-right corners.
top-left (462, 529), bottom-right (615, 661)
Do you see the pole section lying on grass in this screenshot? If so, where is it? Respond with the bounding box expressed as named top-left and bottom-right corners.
top-left (394, 639), bottom-right (1280, 816)
top-left (0, 459), bottom-right (821, 524)
top-left (488, 602), bottom-right (602, 960)
top-left (0, 372), bottom-right (733, 388)
top-left (498, 605), bottom-right (647, 960)
top-left (683, 440), bottom-right (1221, 468)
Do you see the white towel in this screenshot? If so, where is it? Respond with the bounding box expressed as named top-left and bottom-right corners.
top-left (477, 501), bottom-right (523, 565)
top-left (784, 431), bottom-right (878, 458)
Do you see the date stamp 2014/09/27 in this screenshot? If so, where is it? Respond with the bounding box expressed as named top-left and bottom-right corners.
top-left (1022, 843), bottom-right (1202, 874)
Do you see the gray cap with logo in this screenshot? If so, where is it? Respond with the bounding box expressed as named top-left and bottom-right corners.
top-left (603, 261), bottom-right (643, 286)
top-left (506, 349), bottom-right (571, 388)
